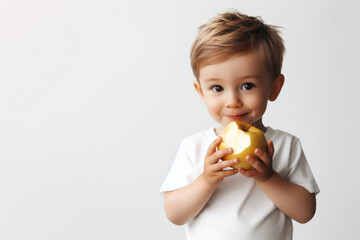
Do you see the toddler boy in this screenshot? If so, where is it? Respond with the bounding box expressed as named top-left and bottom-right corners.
top-left (160, 10), bottom-right (319, 240)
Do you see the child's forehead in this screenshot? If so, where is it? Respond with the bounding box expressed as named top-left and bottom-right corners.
top-left (199, 52), bottom-right (269, 81)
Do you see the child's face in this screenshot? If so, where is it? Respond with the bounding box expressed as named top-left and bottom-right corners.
top-left (194, 51), bottom-right (284, 132)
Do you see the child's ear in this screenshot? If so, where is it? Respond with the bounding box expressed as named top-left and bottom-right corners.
top-left (269, 74), bottom-right (285, 101)
top-left (193, 81), bottom-right (205, 101)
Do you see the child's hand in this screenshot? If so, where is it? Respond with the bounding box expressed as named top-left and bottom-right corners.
top-left (202, 137), bottom-right (239, 189)
top-left (239, 140), bottom-right (275, 183)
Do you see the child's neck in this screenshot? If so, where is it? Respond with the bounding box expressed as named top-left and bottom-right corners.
top-left (253, 120), bottom-right (267, 133)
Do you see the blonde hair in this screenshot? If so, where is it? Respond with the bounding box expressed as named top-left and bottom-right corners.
top-left (190, 10), bottom-right (285, 80)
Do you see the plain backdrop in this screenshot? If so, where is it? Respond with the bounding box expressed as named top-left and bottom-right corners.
top-left (0, 0), bottom-right (359, 239)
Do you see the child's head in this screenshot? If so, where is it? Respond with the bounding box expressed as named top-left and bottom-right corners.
top-left (190, 10), bottom-right (285, 81)
top-left (191, 11), bottom-right (285, 132)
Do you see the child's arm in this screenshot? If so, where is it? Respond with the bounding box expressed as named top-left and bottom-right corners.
top-left (239, 140), bottom-right (316, 224)
top-left (164, 137), bottom-right (239, 225)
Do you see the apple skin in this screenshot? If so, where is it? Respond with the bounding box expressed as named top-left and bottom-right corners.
top-left (218, 121), bottom-right (267, 170)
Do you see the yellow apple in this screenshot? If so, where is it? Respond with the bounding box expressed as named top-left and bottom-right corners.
top-left (218, 121), bottom-right (267, 170)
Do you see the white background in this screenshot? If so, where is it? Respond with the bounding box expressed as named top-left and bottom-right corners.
top-left (0, 0), bottom-right (359, 239)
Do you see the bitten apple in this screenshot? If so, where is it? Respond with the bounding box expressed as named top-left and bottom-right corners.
top-left (218, 121), bottom-right (267, 170)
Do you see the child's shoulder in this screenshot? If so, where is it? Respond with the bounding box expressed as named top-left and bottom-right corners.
top-left (180, 128), bottom-right (216, 148)
top-left (172, 128), bottom-right (216, 163)
top-left (266, 127), bottom-right (305, 163)
top-left (266, 126), bottom-right (301, 144)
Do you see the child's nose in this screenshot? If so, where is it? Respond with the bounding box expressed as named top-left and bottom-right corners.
top-left (225, 91), bottom-right (242, 108)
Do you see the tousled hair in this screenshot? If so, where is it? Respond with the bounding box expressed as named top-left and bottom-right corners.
top-left (190, 10), bottom-right (285, 81)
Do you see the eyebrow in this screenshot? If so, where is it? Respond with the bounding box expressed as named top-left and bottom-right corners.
top-left (241, 75), bottom-right (262, 80)
top-left (204, 75), bottom-right (261, 83)
top-left (204, 78), bottom-right (221, 83)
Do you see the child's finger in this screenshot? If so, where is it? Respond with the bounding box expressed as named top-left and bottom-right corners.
top-left (246, 155), bottom-right (265, 172)
top-left (215, 158), bottom-right (238, 171)
top-left (254, 148), bottom-right (271, 165)
top-left (218, 168), bottom-right (239, 178)
top-left (208, 147), bottom-right (233, 164)
top-left (205, 137), bottom-right (222, 160)
top-left (239, 168), bottom-right (258, 178)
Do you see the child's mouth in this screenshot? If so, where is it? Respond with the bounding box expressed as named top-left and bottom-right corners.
top-left (227, 113), bottom-right (248, 121)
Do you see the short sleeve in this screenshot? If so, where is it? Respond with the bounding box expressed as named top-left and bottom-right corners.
top-left (159, 139), bottom-right (195, 195)
top-left (286, 138), bottom-right (320, 195)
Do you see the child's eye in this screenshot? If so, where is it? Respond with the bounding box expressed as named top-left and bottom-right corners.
top-left (211, 85), bottom-right (224, 93)
top-left (241, 83), bottom-right (255, 91)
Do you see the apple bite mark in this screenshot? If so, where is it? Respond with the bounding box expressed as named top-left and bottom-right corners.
top-left (218, 121), bottom-right (267, 170)
top-left (222, 123), bottom-right (250, 155)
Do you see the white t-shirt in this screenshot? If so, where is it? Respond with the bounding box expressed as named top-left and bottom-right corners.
top-left (160, 127), bottom-right (320, 240)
